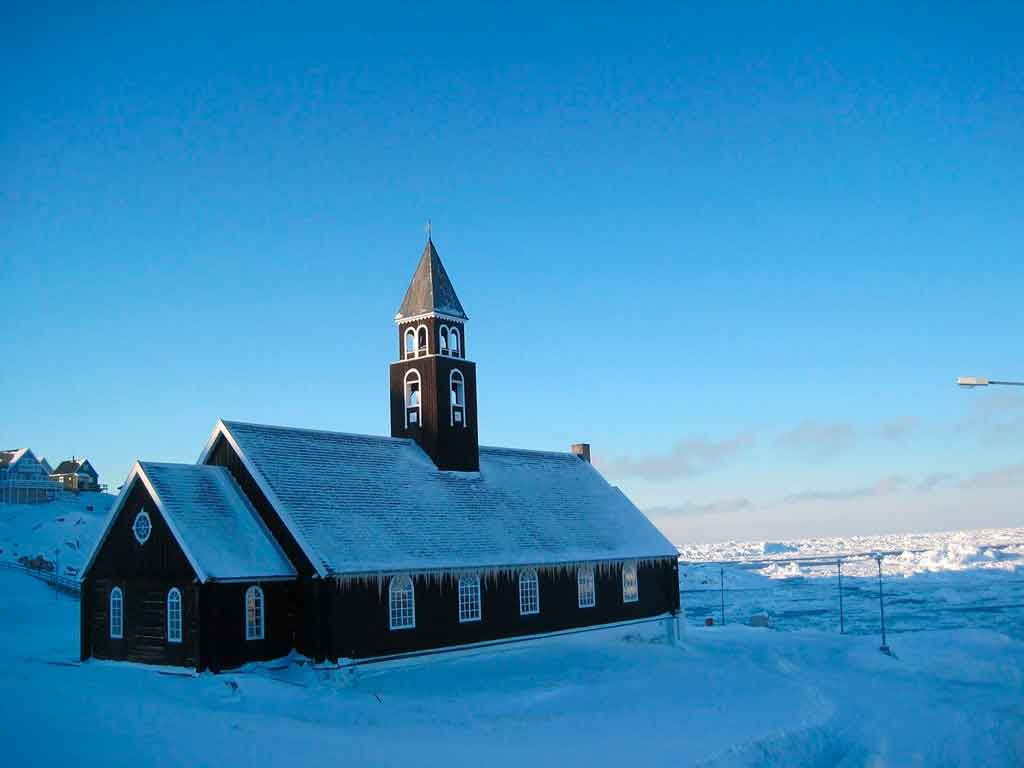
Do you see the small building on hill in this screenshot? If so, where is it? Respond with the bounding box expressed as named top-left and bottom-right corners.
top-left (51, 458), bottom-right (100, 492)
top-left (80, 240), bottom-right (680, 671)
top-left (0, 449), bottom-right (62, 504)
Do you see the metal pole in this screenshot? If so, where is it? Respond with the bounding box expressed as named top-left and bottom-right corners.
top-left (55, 548), bottom-right (59, 602)
top-left (720, 567), bottom-right (725, 626)
top-left (876, 556), bottom-right (890, 654)
top-left (837, 559), bottom-right (844, 634)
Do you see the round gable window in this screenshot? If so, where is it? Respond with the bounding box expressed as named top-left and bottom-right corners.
top-left (133, 511), bottom-right (152, 544)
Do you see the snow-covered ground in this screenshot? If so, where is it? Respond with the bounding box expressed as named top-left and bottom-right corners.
top-left (0, 493), bottom-right (115, 575)
top-left (1, 568), bottom-right (1022, 766)
top-left (678, 528), bottom-right (1024, 640)
top-left (1, 510), bottom-right (1023, 765)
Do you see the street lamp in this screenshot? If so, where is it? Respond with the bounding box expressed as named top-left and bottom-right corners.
top-left (957, 377), bottom-right (1024, 388)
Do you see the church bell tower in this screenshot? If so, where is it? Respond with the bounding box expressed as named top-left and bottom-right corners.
top-left (389, 238), bottom-right (479, 471)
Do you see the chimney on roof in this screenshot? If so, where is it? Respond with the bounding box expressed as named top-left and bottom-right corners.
top-left (571, 443), bottom-right (591, 463)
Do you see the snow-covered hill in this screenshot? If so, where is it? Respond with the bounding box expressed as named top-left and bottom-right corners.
top-left (0, 493), bottom-right (115, 576)
top-left (1, 567), bottom-right (1022, 766)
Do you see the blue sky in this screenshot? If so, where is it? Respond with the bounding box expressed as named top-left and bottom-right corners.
top-left (3, 2), bottom-right (1022, 542)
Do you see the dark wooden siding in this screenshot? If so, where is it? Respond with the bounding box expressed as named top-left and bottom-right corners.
top-left (88, 577), bottom-right (200, 668)
top-left (397, 317), bottom-right (467, 360)
top-left (87, 480), bottom-right (196, 580)
top-left (389, 356), bottom-right (479, 471)
top-left (199, 581), bottom-right (295, 672)
top-left (83, 478), bottom-right (200, 667)
top-left (327, 558), bottom-right (679, 660)
top-left (203, 435), bottom-right (321, 660)
top-left (81, 475), bottom-right (298, 671)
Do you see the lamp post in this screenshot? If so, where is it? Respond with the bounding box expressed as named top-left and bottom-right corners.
top-left (720, 567), bottom-right (726, 627)
top-left (957, 377), bottom-right (1024, 388)
top-left (876, 556), bottom-right (891, 656)
top-left (837, 559), bottom-right (844, 635)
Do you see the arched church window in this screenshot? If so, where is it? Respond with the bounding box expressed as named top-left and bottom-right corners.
top-left (405, 328), bottom-right (416, 358)
top-left (439, 326), bottom-right (449, 354)
top-left (405, 370), bottom-right (421, 427)
top-left (417, 325), bottom-right (428, 354)
top-left (450, 369), bottom-right (465, 427)
top-left (622, 561), bottom-right (639, 603)
top-left (458, 575), bottom-right (481, 622)
top-left (389, 575), bottom-right (415, 630)
top-left (110, 586), bottom-right (124, 639)
top-left (245, 586), bottom-right (265, 640)
top-left (449, 328), bottom-right (461, 357)
top-left (518, 569), bottom-right (539, 615)
top-left (577, 566), bottom-right (596, 608)
top-left (167, 588), bottom-right (182, 643)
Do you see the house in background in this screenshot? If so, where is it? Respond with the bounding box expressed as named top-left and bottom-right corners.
top-left (51, 457), bottom-right (101, 492)
top-left (81, 239), bottom-right (681, 672)
top-left (0, 449), bottom-right (62, 504)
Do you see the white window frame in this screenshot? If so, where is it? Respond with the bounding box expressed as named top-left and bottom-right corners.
top-left (439, 324), bottom-right (449, 355)
top-left (622, 561), bottom-right (639, 603)
top-left (110, 586), bottom-right (124, 639)
top-left (167, 587), bottom-right (183, 643)
top-left (458, 575), bottom-right (482, 623)
top-left (245, 585), bottom-right (265, 640)
top-left (404, 368), bottom-right (421, 428)
top-left (518, 569), bottom-right (540, 615)
top-left (416, 323), bottom-right (429, 356)
top-left (132, 510), bottom-right (152, 545)
top-left (389, 575), bottom-right (416, 630)
top-left (450, 369), bottom-right (466, 428)
top-left (449, 327), bottom-right (461, 357)
top-left (404, 328), bottom-right (417, 359)
top-left (577, 566), bottom-right (596, 608)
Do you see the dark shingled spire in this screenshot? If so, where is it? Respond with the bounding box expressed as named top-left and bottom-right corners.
top-left (395, 239), bottom-right (468, 321)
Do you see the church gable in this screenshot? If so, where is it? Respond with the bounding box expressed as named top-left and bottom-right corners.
top-left (83, 472), bottom-right (198, 582)
top-left (82, 462), bottom-right (296, 583)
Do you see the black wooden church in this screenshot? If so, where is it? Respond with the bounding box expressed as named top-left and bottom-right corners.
top-left (80, 241), bottom-right (680, 671)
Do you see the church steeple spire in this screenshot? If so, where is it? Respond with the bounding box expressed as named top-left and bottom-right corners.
top-left (395, 239), bottom-right (468, 322)
top-left (389, 239), bottom-right (479, 471)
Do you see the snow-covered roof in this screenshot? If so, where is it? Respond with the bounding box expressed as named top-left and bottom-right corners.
top-left (81, 462), bottom-right (296, 582)
top-left (51, 458), bottom-right (97, 478)
top-left (395, 239), bottom-right (468, 321)
top-left (202, 420), bottom-right (678, 577)
top-left (0, 449), bottom-right (28, 469)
